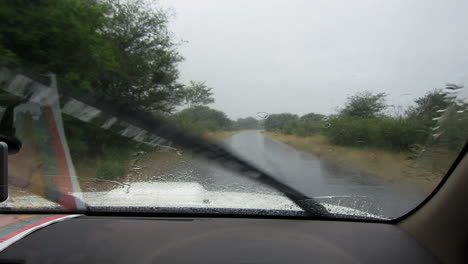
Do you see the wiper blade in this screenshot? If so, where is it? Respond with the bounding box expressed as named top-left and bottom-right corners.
top-left (1, 69), bottom-right (328, 217)
top-left (57, 89), bottom-right (329, 217)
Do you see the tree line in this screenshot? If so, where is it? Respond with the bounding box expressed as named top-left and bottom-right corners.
top-left (0, 0), bottom-right (262, 133)
top-left (264, 88), bottom-right (468, 153)
top-left (0, 0), bottom-right (262, 180)
top-left (1, 0), bottom-right (213, 113)
top-left (5, 0), bottom-right (465, 180)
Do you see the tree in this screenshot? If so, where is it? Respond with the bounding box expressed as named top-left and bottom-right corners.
top-left (182, 81), bottom-right (215, 108)
top-left (0, 0), bottom-right (187, 113)
top-left (407, 89), bottom-right (449, 119)
top-left (96, 0), bottom-right (185, 113)
top-left (0, 0), bottom-right (114, 91)
top-left (263, 113), bottom-right (298, 132)
top-left (408, 86), bottom-right (468, 150)
top-left (341, 91), bottom-right (387, 118)
top-left (172, 106), bottom-right (232, 133)
top-left (300, 112), bottom-right (325, 122)
top-left (235, 117), bottom-right (259, 129)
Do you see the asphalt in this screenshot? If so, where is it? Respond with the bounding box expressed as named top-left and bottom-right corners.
top-left (164, 130), bottom-right (425, 218)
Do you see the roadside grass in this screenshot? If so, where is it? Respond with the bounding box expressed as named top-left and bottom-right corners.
top-left (75, 149), bottom-right (194, 191)
top-left (204, 130), bottom-right (242, 141)
top-left (264, 131), bottom-right (446, 193)
top-left (72, 129), bottom-right (242, 191)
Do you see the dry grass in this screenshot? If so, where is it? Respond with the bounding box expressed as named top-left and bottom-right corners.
top-left (264, 132), bottom-right (445, 193)
top-left (204, 130), bottom-right (242, 141)
top-left (78, 150), bottom-right (193, 191)
top-left (76, 130), bottom-right (241, 191)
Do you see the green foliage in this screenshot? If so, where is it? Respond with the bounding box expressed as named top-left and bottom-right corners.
top-left (324, 116), bottom-right (429, 151)
top-left (235, 117), bottom-right (259, 129)
top-left (433, 101), bottom-right (468, 150)
top-left (96, 0), bottom-right (184, 113)
top-left (182, 81), bottom-right (215, 108)
top-left (376, 117), bottom-right (430, 151)
top-left (341, 91), bottom-right (387, 118)
top-left (293, 121), bottom-right (323, 137)
top-left (263, 113), bottom-right (298, 132)
top-left (0, 0), bottom-right (113, 91)
top-left (264, 113), bottom-right (323, 136)
top-left (0, 0), bottom-right (185, 113)
top-left (407, 89), bottom-right (450, 120)
top-left (300, 112), bottom-right (325, 122)
top-left (172, 106), bottom-right (233, 134)
top-left (264, 90), bottom-right (468, 153)
top-left (1, 0), bottom-right (234, 180)
top-left (324, 116), bottom-right (377, 147)
top-left (63, 114), bottom-right (139, 180)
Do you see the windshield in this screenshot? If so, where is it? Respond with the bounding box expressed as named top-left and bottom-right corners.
top-left (0, 0), bottom-right (467, 220)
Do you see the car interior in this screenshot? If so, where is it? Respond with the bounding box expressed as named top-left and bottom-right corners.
top-left (0, 0), bottom-right (467, 263)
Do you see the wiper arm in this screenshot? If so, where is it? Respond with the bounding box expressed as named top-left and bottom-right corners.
top-left (59, 90), bottom-right (329, 217)
top-left (0, 68), bottom-right (328, 216)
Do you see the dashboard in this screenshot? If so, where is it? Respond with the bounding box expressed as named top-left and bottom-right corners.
top-left (0, 216), bottom-right (438, 263)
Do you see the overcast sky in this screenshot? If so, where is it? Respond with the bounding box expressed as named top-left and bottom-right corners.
top-left (161, 0), bottom-right (468, 119)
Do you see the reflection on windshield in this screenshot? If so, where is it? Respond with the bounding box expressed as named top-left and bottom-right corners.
top-left (0, 0), bottom-right (467, 220)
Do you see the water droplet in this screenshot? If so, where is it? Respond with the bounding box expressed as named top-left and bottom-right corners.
top-left (445, 84), bottom-right (463, 91)
top-left (256, 112), bottom-right (269, 119)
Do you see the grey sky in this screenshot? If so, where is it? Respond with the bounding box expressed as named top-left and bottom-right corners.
top-left (162, 0), bottom-right (468, 119)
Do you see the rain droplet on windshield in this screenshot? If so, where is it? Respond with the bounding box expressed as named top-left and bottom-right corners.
top-left (256, 112), bottom-right (269, 119)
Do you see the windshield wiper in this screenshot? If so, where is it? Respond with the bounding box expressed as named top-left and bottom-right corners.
top-left (58, 89), bottom-right (329, 217)
top-left (0, 69), bottom-right (328, 217)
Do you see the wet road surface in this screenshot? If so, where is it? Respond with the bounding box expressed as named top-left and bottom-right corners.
top-left (164, 130), bottom-right (425, 218)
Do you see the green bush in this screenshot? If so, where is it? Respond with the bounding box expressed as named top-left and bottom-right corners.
top-left (325, 116), bottom-right (378, 147)
top-left (295, 120), bottom-right (324, 136)
top-left (63, 115), bottom-right (140, 180)
top-left (264, 90), bottom-right (468, 154)
top-left (234, 117), bottom-right (260, 129)
top-left (374, 117), bottom-right (429, 151)
top-left (264, 113), bottom-right (324, 136)
top-left (171, 106), bottom-right (233, 134)
top-left (323, 116), bottom-right (432, 151)
top-left (430, 106), bottom-right (468, 150)
top-left (264, 113), bottom-right (298, 132)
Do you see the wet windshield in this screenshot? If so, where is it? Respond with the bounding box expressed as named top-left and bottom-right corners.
top-left (0, 0), bottom-right (467, 220)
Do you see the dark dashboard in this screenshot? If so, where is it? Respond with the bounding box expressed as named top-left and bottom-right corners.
top-left (0, 216), bottom-right (438, 263)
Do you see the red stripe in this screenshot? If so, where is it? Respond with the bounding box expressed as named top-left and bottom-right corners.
top-left (0, 215), bottom-right (68, 241)
top-left (45, 107), bottom-right (78, 209)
